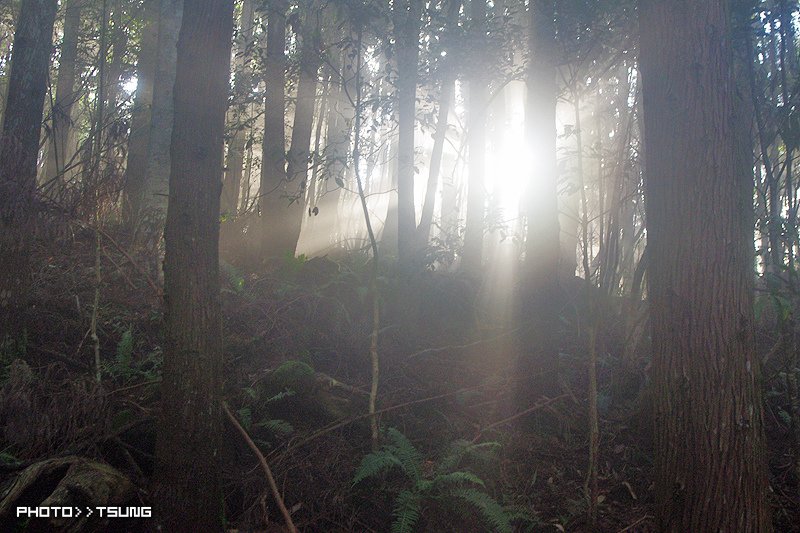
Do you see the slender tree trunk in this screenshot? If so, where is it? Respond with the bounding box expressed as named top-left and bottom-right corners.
top-left (639, 1), bottom-right (771, 530)
top-left (396, 0), bottom-right (421, 266)
top-left (418, 77), bottom-right (453, 247)
top-left (222, 0), bottom-right (254, 219)
top-left (284, 0), bottom-right (320, 255)
top-left (151, 1), bottom-right (233, 531)
top-left (258, 0), bottom-right (288, 259)
top-left (462, 0), bottom-right (488, 274)
top-left (123, 0), bottom-right (160, 236)
top-left (141, 0), bottom-right (182, 248)
top-left (0, 0), bottom-right (58, 325)
top-left (43, 0), bottom-right (81, 191)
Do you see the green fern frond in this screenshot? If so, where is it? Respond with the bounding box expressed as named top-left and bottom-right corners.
top-left (265, 388), bottom-right (296, 403)
top-left (254, 419), bottom-right (293, 435)
top-left (384, 427), bottom-right (422, 482)
top-left (453, 488), bottom-right (512, 533)
top-left (390, 490), bottom-right (422, 533)
top-left (353, 450), bottom-right (403, 486)
top-left (237, 407), bottom-right (253, 430)
top-left (116, 328), bottom-right (134, 367)
top-left (432, 470), bottom-right (486, 489)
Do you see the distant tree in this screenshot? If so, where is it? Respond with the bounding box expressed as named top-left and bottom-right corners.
top-left (0, 0), bottom-right (58, 323)
top-left (221, 0), bottom-right (255, 221)
top-left (142, 0), bottom-right (182, 234)
top-left (462, 0), bottom-right (488, 274)
top-left (43, 0), bottom-right (82, 192)
top-left (123, 0), bottom-right (160, 236)
top-left (150, 0), bottom-right (233, 530)
top-left (395, 0), bottom-right (421, 266)
top-left (284, 0), bottom-right (322, 255)
top-left (639, 0), bottom-right (771, 530)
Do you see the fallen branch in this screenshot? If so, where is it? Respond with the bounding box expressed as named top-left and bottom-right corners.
top-left (406, 326), bottom-right (523, 360)
top-left (273, 382), bottom-right (490, 461)
top-left (471, 394), bottom-right (570, 443)
top-left (222, 402), bottom-right (298, 533)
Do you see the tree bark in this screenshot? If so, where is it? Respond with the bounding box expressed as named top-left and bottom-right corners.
top-left (395, 0), bottom-right (421, 266)
top-left (258, 0), bottom-right (289, 259)
top-left (639, 1), bottom-right (771, 530)
top-left (284, 0), bottom-right (320, 255)
top-left (221, 0), bottom-right (255, 219)
top-left (143, 0), bottom-right (182, 235)
top-left (123, 0), bottom-right (160, 236)
top-left (43, 0), bottom-right (81, 192)
top-left (0, 0), bottom-right (58, 324)
top-left (515, 0), bottom-right (563, 404)
top-left (151, 1), bottom-right (233, 531)
top-left (462, 0), bottom-right (488, 274)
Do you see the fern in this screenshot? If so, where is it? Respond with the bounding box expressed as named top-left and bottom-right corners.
top-left (253, 419), bottom-right (293, 435)
top-left (353, 450), bottom-right (403, 486)
top-left (390, 490), bottom-right (421, 533)
top-left (237, 407), bottom-right (253, 430)
top-left (432, 471), bottom-right (486, 489)
top-left (353, 428), bottom-right (518, 532)
top-left (112, 327), bottom-right (135, 377)
top-left (453, 487), bottom-right (512, 533)
top-left (384, 427), bottom-right (422, 483)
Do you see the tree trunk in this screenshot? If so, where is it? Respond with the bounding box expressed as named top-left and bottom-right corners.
top-left (462, 0), bottom-right (488, 274)
top-left (221, 0), bottom-right (255, 219)
top-left (284, 0), bottom-right (320, 255)
top-left (515, 0), bottom-right (562, 404)
top-left (0, 0), bottom-right (58, 324)
top-left (639, 1), bottom-right (771, 530)
top-left (395, 0), bottom-right (421, 267)
top-left (258, 1), bottom-right (288, 259)
top-left (43, 0), bottom-right (81, 192)
top-left (151, 1), bottom-right (233, 531)
top-left (143, 0), bottom-right (182, 236)
top-left (123, 0), bottom-right (160, 236)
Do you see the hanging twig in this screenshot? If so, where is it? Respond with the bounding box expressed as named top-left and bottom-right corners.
top-left (222, 402), bottom-right (298, 533)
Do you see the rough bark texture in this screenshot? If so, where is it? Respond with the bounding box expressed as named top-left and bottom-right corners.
top-left (143, 0), bottom-right (182, 233)
top-left (43, 0), bottom-right (81, 189)
top-left (639, 1), bottom-right (771, 531)
top-left (258, 1), bottom-right (289, 258)
top-left (123, 0), bottom-right (160, 235)
top-left (396, 0), bottom-right (421, 266)
top-left (462, 0), bottom-right (488, 274)
top-left (0, 0), bottom-right (58, 324)
top-left (151, 1), bottom-right (233, 531)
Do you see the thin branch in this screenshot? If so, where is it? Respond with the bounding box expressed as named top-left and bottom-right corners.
top-left (223, 402), bottom-right (298, 533)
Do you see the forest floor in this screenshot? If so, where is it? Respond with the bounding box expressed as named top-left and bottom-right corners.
top-left (1, 231), bottom-right (799, 532)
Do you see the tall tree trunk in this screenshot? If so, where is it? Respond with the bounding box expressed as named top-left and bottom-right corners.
top-left (515, 0), bottom-right (562, 404)
top-left (418, 77), bottom-right (453, 247)
top-left (221, 0), bottom-right (255, 219)
top-left (0, 0), bottom-right (58, 324)
top-left (151, 0), bottom-right (233, 531)
top-left (258, 0), bottom-right (288, 259)
top-left (462, 0), bottom-right (488, 274)
top-left (123, 0), bottom-right (160, 236)
top-left (639, 1), bottom-right (771, 530)
top-left (143, 0), bottom-right (182, 235)
top-left (43, 0), bottom-right (81, 192)
top-left (395, 0), bottom-right (421, 266)
top-left (284, 0), bottom-right (320, 255)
